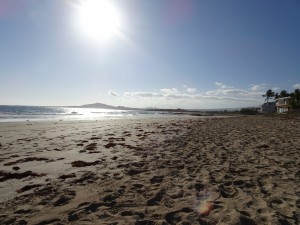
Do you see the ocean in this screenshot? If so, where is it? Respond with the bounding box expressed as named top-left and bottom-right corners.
top-left (0, 105), bottom-right (181, 122)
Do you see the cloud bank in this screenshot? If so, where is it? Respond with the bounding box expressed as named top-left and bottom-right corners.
top-left (108, 82), bottom-right (270, 109)
top-left (293, 84), bottom-right (300, 89)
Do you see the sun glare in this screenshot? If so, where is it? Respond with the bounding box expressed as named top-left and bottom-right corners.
top-left (76, 0), bottom-right (121, 43)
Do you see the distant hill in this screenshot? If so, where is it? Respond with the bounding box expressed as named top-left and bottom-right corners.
top-left (77, 103), bottom-right (140, 110)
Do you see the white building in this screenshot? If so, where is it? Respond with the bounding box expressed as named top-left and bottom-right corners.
top-left (276, 97), bottom-right (291, 113)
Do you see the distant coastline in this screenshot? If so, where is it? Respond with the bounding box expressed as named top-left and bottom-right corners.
top-left (68, 102), bottom-right (243, 114)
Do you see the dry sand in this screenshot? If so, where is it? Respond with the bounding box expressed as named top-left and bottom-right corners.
top-left (0, 115), bottom-right (299, 225)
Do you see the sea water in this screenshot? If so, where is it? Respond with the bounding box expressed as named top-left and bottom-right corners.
top-left (0, 105), bottom-right (179, 122)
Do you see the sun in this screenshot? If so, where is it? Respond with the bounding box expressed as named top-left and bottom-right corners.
top-left (76, 0), bottom-right (121, 42)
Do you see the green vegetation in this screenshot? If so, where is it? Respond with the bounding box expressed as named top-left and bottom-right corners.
top-left (240, 108), bottom-right (259, 115)
top-left (274, 90), bottom-right (290, 99)
top-left (289, 89), bottom-right (300, 109)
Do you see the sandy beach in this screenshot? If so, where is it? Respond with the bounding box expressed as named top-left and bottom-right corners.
top-left (0, 115), bottom-right (299, 225)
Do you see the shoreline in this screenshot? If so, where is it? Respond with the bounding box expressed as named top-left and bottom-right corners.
top-left (0, 105), bottom-right (244, 123)
top-left (0, 116), bottom-right (299, 224)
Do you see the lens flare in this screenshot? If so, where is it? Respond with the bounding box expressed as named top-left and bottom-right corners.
top-left (195, 189), bottom-right (214, 216)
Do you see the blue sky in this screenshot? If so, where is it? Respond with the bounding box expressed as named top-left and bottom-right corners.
top-left (0, 0), bottom-right (299, 109)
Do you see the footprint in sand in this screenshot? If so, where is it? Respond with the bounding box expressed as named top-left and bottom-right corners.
top-left (53, 189), bottom-right (76, 207)
top-left (219, 184), bottom-right (238, 198)
top-left (17, 184), bottom-right (43, 193)
top-left (71, 160), bottom-right (101, 167)
top-left (165, 207), bottom-right (194, 224)
top-left (150, 175), bottom-right (164, 184)
top-left (135, 219), bottom-right (156, 225)
top-left (76, 172), bottom-right (98, 184)
top-left (147, 188), bottom-right (166, 206)
top-left (58, 173), bottom-right (76, 180)
top-left (120, 210), bottom-right (144, 219)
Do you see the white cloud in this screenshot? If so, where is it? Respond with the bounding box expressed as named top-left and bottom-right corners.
top-left (272, 87), bottom-right (280, 91)
top-left (206, 90), bottom-right (218, 95)
top-left (293, 83), bottom-right (300, 89)
top-left (160, 88), bottom-right (179, 95)
top-left (125, 89), bottom-right (187, 100)
top-left (215, 82), bottom-right (233, 89)
top-left (108, 90), bottom-right (119, 96)
top-left (186, 88), bottom-right (197, 94)
top-left (250, 84), bottom-right (265, 92)
top-left (124, 92), bottom-right (163, 98)
top-left (207, 84), bottom-right (249, 96)
top-left (222, 89), bottom-right (248, 95)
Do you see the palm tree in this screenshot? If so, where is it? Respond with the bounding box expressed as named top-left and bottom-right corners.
top-left (262, 89), bottom-right (275, 102)
top-left (275, 90), bottom-right (290, 99)
top-left (279, 90), bottom-right (290, 98)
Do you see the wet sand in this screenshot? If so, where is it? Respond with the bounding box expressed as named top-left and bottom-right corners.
top-left (0, 115), bottom-right (299, 225)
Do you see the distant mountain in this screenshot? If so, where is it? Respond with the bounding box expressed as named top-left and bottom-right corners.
top-left (77, 103), bottom-right (140, 110)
